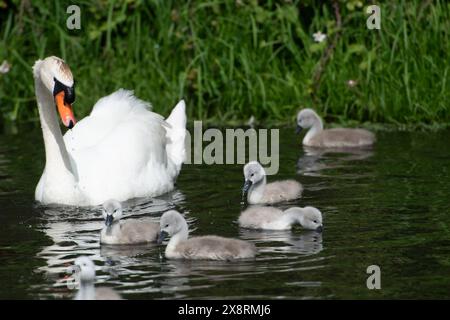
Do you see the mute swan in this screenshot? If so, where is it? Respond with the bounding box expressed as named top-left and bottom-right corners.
top-left (157, 210), bottom-right (257, 260)
top-left (100, 200), bottom-right (159, 245)
top-left (33, 56), bottom-right (186, 206)
top-left (71, 256), bottom-right (122, 300)
top-left (239, 206), bottom-right (323, 231)
top-left (296, 108), bottom-right (375, 148)
top-left (242, 161), bottom-right (302, 204)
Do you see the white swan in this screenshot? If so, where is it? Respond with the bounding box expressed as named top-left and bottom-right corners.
top-left (72, 256), bottom-right (122, 300)
top-left (242, 161), bottom-right (302, 204)
top-left (296, 108), bottom-right (375, 148)
top-left (239, 206), bottom-right (323, 231)
top-left (158, 210), bottom-right (257, 261)
top-left (33, 56), bottom-right (186, 206)
top-left (100, 200), bottom-right (159, 245)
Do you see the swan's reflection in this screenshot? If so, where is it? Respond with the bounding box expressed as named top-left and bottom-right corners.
top-left (157, 256), bottom-right (258, 291)
top-left (297, 146), bottom-right (374, 175)
top-left (34, 190), bottom-right (186, 295)
top-left (239, 228), bottom-right (323, 256)
top-left (152, 229), bottom-right (324, 295)
top-left (165, 257), bottom-right (257, 275)
top-left (33, 188), bottom-right (327, 299)
top-left (100, 243), bottom-right (159, 259)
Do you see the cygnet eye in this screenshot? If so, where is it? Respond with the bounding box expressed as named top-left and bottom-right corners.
top-left (165, 224), bottom-right (169, 228)
top-left (251, 173), bottom-right (254, 177)
top-left (313, 220), bottom-right (318, 224)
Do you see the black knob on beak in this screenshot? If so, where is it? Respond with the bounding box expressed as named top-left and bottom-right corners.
top-left (64, 84), bottom-right (75, 104)
top-left (105, 214), bottom-right (114, 227)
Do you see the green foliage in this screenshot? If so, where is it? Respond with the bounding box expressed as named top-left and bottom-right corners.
top-left (0, 0), bottom-right (449, 127)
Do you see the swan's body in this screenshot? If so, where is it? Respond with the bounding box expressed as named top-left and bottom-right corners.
top-left (242, 161), bottom-right (302, 204)
top-left (100, 200), bottom-right (159, 245)
top-left (33, 57), bottom-right (186, 206)
top-left (239, 206), bottom-right (323, 231)
top-left (296, 109), bottom-right (375, 148)
top-left (158, 210), bottom-right (257, 261)
top-left (72, 256), bottom-right (122, 300)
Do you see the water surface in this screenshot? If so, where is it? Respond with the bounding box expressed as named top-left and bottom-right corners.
top-left (1, 126), bottom-right (449, 299)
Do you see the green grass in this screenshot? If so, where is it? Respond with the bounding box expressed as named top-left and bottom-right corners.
top-left (0, 0), bottom-right (449, 128)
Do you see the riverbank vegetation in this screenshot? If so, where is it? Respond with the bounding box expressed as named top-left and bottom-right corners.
top-left (0, 0), bottom-right (449, 129)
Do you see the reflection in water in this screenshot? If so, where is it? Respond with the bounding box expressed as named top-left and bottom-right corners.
top-left (297, 146), bottom-right (374, 176)
top-left (239, 229), bottom-right (323, 256)
top-left (34, 190), bottom-right (186, 298)
top-left (6, 129), bottom-right (450, 299)
top-left (163, 259), bottom-right (258, 282)
top-left (100, 243), bottom-right (159, 259)
top-left (33, 185), bottom-right (326, 299)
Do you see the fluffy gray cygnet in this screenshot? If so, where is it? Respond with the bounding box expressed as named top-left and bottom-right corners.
top-left (158, 210), bottom-right (257, 261)
top-left (242, 161), bottom-right (302, 204)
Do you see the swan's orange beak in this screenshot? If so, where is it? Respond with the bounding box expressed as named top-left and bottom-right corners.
top-left (55, 91), bottom-right (76, 129)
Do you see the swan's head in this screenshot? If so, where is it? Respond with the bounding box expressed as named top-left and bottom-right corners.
top-left (296, 108), bottom-right (320, 133)
top-left (102, 200), bottom-right (123, 227)
top-left (157, 210), bottom-right (186, 244)
top-left (33, 56), bottom-right (76, 128)
top-left (287, 206), bottom-right (323, 232)
top-left (72, 256), bottom-right (96, 283)
top-left (242, 161), bottom-right (266, 194)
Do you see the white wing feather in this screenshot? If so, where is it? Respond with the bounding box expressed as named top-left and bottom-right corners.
top-left (61, 89), bottom-right (184, 205)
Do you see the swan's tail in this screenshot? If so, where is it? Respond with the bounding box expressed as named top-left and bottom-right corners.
top-left (165, 99), bottom-right (187, 173)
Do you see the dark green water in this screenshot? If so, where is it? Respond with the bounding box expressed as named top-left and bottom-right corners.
top-left (1, 126), bottom-right (450, 299)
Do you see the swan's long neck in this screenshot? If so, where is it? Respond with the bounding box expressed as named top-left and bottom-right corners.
top-left (303, 114), bottom-right (324, 145)
top-left (105, 221), bottom-right (121, 236)
top-left (247, 176), bottom-right (266, 204)
top-left (166, 219), bottom-right (189, 256)
top-left (35, 78), bottom-right (73, 178)
top-left (77, 280), bottom-right (96, 300)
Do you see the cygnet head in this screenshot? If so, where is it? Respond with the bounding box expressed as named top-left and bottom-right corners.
top-left (72, 256), bottom-right (96, 283)
top-left (242, 161), bottom-right (266, 194)
top-left (102, 200), bottom-right (123, 227)
top-left (157, 210), bottom-right (187, 244)
top-left (296, 108), bottom-right (320, 133)
top-left (33, 56), bottom-right (76, 128)
top-left (287, 206), bottom-right (323, 232)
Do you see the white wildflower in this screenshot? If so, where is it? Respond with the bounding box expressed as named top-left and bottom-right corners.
top-left (312, 31), bottom-right (327, 43)
top-left (0, 60), bottom-right (11, 74)
top-left (347, 79), bottom-right (358, 88)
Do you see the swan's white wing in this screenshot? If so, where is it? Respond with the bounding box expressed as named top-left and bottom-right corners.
top-left (63, 89), bottom-right (175, 204)
top-left (165, 100), bottom-right (186, 172)
top-left (65, 89), bottom-right (165, 151)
